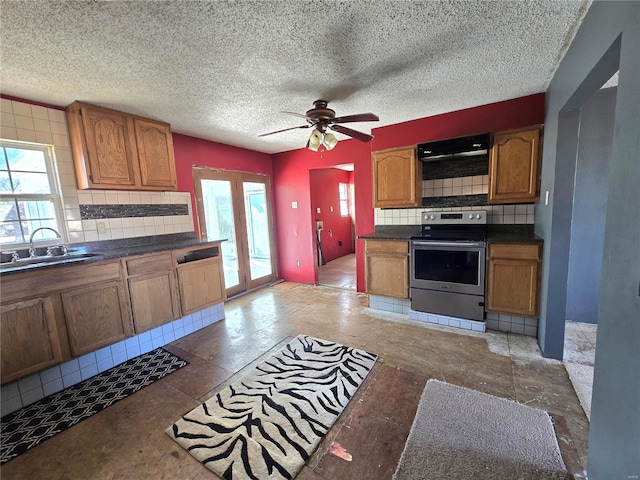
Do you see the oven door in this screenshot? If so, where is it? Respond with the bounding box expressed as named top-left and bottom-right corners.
top-left (410, 240), bottom-right (486, 296)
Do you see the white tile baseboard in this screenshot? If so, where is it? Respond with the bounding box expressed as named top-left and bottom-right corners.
top-left (0, 302), bottom-right (225, 417)
top-left (408, 309), bottom-right (486, 332)
top-left (368, 294), bottom-right (486, 333)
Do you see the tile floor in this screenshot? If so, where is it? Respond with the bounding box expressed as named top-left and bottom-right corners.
top-left (0, 283), bottom-right (589, 479)
top-left (317, 253), bottom-right (356, 290)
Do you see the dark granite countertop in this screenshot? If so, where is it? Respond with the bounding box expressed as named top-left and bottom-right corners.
top-left (358, 225), bottom-right (421, 240)
top-left (359, 224), bottom-right (543, 244)
top-left (0, 233), bottom-right (226, 275)
top-left (486, 225), bottom-right (543, 243)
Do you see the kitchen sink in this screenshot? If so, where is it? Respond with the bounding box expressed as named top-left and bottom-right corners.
top-left (0, 249), bottom-right (105, 270)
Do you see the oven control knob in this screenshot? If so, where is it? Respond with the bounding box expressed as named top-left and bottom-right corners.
top-left (429, 214), bottom-right (436, 220)
top-left (476, 213), bottom-right (482, 219)
top-left (469, 214), bottom-right (474, 219)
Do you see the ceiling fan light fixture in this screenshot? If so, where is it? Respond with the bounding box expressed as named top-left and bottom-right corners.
top-left (323, 132), bottom-right (338, 150)
top-left (308, 129), bottom-right (322, 151)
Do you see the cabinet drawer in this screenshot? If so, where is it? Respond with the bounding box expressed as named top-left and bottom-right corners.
top-left (489, 243), bottom-right (541, 261)
top-left (365, 240), bottom-right (408, 254)
top-left (126, 252), bottom-right (173, 276)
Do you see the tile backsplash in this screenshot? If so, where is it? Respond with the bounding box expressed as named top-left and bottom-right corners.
top-left (422, 174), bottom-right (488, 198)
top-left (0, 98), bottom-right (194, 244)
top-left (376, 168), bottom-right (535, 226)
top-left (375, 204), bottom-right (534, 225)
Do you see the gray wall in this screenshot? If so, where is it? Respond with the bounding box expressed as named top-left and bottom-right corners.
top-left (566, 87), bottom-right (616, 324)
top-left (535, 1), bottom-right (639, 478)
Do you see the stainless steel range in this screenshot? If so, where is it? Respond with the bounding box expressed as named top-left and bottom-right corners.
top-left (410, 210), bottom-right (487, 321)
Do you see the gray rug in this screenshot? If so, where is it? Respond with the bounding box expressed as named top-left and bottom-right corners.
top-left (393, 379), bottom-right (568, 480)
top-left (167, 335), bottom-right (377, 480)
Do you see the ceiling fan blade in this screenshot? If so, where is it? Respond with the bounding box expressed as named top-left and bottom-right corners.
top-left (258, 125), bottom-right (310, 137)
top-left (330, 124), bottom-right (374, 142)
top-left (282, 111), bottom-right (313, 121)
top-left (331, 113), bottom-right (379, 124)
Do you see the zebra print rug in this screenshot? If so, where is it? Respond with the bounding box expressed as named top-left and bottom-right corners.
top-left (167, 335), bottom-right (377, 480)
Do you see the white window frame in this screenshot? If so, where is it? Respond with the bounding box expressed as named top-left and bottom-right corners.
top-left (0, 139), bottom-right (67, 247)
top-left (338, 182), bottom-right (349, 217)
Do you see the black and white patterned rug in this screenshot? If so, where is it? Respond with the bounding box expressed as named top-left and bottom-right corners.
top-left (1, 347), bottom-right (187, 465)
top-left (167, 334), bottom-right (378, 480)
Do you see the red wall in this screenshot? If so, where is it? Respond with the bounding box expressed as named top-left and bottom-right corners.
top-left (272, 140), bottom-right (372, 285)
top-left (310, 168), bottom-right (355, 264)
top-left (8, 94), bottom-right (545, 292)
top-left (371, 93), bottom-right (546, 150)
top-left (273, 93), bottom-right (545, 290)
top-left (171, 133), bottom-right (273, 233)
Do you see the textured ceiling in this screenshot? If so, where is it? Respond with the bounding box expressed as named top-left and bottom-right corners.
top-left (0, 0), bottom-right (590, 154)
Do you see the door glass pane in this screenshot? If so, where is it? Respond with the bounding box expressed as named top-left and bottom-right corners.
top-left (243, 182), bottom-right (272, 280)
top-left (200, 179), bottom-right (240, 289)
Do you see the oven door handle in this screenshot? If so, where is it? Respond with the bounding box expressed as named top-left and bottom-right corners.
top-left (412, 241), bottom-right (485, 248)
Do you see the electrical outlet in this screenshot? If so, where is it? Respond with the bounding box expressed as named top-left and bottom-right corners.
top-left (296, 260), bottom-right (301, 267)
top-left (338, 240), bottom-right (342, 246)
top-left (96, 221), bottom-right (107, 234)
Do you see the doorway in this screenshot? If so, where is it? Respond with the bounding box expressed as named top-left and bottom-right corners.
top-left (561, 80), bottom-right (617, 426)
top-left (310, 165), bottom-right (356, 289)
top-left (194, 168), bottom-right (277, 298)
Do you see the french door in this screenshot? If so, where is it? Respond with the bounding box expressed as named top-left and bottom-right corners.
top-left (194, 168), bottom-right (277, 298)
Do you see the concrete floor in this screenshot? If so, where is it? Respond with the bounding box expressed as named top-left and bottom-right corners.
top-left (0, 283), bottom-right (588, 479)
top-left (564, 321), bottom-right (597, 421)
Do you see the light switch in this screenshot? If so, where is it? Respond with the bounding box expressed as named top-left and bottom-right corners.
top-left (316, 207), bottom-right (321, 213)
top-left (96, 221), bottom-right (107, 234)
top-left (545, 191), bottom-right (550, 206)
top-left (292, 201), bottom-right (298, 209)
top-left (330, 206), bottom-right (334, 212)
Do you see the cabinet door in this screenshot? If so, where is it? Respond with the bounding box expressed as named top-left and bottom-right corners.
top-left (488, 127), bottom-right (541, 204)
top-left (134, 118), bottom-right (178, 189)
top-left (486, 258), bottom-right (540, 316)
top-left (129, 271), bottom-right (180, 333)
top-left (81, 105), bottom-right (139, 187)
top-left (372, 147), bottom-right (421, 207)
top-left (177, 258), bottom-right (226, 315)
top-left (365, 241), bottom-right (409, 299)
top-left (1, 297), bottom-right (63, 384)
top-left (62, 281), bottom-right (132, 357)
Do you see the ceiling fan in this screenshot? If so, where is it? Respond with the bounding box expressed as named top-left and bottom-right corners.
top-left (259, 100), bottom-right (379, 151)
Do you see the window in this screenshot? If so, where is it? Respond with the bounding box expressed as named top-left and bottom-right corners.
top-left (339, 182), bottom-right (349, 217)
top-left (0, 141), bottom-right (65, 246)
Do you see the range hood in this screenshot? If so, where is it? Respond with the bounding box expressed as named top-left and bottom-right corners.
top-left (417, 133), bottom-right (490, 161)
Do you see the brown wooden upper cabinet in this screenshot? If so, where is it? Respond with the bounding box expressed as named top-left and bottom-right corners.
top-left (66, 101), bottom-right (177, 191)
top-left (372, 146), bottom-right (422, 208)
top-left (488, 126), bottom-right (542, 204)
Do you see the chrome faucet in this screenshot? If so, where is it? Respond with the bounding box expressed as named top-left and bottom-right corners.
top-left (29, 227), bottom-right (62, 257)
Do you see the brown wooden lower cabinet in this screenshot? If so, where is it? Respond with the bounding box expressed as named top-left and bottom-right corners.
top-left (486, 243), bottom-right (542, 317)
top-left (0, 241), bottom-right (226, 385)
top-left (128, 272), bottom-right (180, 333)
top-left (177, 257), bottom-right (226, 315)
top-left (1, 297), bottom-right (63, 384)
top-left (364, 240), bottom-right (409, 299)
top-left (61, 280), bottom-right (132, 357)
top-left (125, 252), bottom-right (180, 333)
